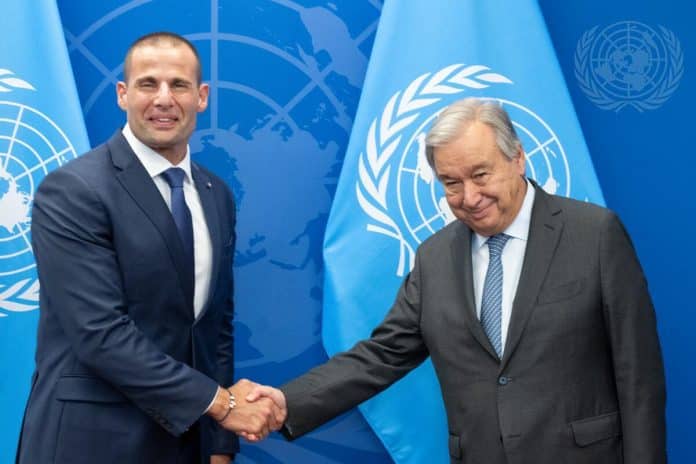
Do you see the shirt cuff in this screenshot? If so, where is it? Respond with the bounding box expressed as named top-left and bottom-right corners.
top-left (202, 388), bottom-right (218, 416)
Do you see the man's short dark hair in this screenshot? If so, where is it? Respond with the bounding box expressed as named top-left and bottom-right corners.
top-left (123, 31), bottom-right (202, 84)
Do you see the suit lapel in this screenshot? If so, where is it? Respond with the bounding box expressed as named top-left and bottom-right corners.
top-left (191, 163), bottom-right (221, 321)
top-left (108, 132), bottom-right (195, 314)
top-left (501, 185), bottom-right (563, 369)
top-left (450, 222), bottom-right (500, 360)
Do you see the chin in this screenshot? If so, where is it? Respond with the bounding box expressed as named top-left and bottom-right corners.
top-left (468, 221), bottom-right (499, 236)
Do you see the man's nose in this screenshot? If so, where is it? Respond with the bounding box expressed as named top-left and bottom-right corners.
top-left (154, 83), bottom-right (173, 105)
top-left (459, 183), bottom-right (481, 208)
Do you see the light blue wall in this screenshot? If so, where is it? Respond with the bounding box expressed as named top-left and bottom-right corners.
top-left (1, 1), bottom-right (692, 462)
top-left (539, 2), bottom-right (694, 462)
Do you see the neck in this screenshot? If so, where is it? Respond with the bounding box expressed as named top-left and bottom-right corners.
top-left (155, 147), bottom-right (187, 165)
top-left (510, 176), bottom-right (528, 216)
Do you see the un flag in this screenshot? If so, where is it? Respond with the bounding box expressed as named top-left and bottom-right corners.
top-left (0, 0), bottom-right (88, 461)
top-left (322, 0), bottom-right (604, 463)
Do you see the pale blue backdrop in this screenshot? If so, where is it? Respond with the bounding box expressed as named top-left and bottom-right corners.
top-left (0, 1), bottom-right (693, 462)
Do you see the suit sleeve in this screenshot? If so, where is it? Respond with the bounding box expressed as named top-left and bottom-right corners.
top-left (600, 212), bottom-right (666, 463)
top-left (280, 250), bottom-right (429, 439)
top-left (31, 168), bottom-right (219, 436)
top-left (208, 185), bottom-right (239, 455)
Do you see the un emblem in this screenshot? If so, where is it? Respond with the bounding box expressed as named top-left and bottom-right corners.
top-left (574, 21), bottom-right (684, 112)
top-left (357, 64), bottom-right (571, 276)
top-left (0, 71), bottom-right (79, 317)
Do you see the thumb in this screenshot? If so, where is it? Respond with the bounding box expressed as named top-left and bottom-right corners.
top-left (245, 386), bottom-right (263, 402)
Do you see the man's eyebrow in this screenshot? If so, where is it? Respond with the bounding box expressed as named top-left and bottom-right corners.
top-left (134, 76), bottom-right (157, 84)
top-left (436, 162), bottom-right (489, 179)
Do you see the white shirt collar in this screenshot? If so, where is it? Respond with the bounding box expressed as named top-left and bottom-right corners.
top-left (122, 123), bottom-right (193, 184)
top-left (472, 178), bottom-right (536, 250)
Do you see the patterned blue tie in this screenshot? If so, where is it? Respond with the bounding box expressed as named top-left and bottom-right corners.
top-left (161, 168), bottom-right (194, 269)
top-left (481, 233), bottom-right (510, 358)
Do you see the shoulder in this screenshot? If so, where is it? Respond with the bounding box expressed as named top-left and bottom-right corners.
top-left (535, 189), bottom-right (634, 252)
top-left (418, 219), bottom-right (466, 255)
top-left (31, 144), bottom-right (116, 232)
top-left (538, 187), bottom-right (616, 225)
top-left (33, 133), bottom-right (132, 223)
top-left (38, 142), bottom-right (112, 194)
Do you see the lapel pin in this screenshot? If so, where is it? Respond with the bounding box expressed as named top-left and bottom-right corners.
top-left (206, 181), bottom-right (212, 189)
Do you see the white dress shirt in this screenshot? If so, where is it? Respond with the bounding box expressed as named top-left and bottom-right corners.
top-left (472, 179), bottom-right (535, 351)
top-left (122, 124), bottom-right (213, 318)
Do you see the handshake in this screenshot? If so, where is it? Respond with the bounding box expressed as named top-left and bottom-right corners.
top-left (207, 379), bottom-right (287, 441)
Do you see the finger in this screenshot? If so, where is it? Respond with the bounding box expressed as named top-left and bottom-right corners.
top-left (260, 420), bottom-right (270, 438)
top-left (246, 385), bottom-right (281, 404)
top-left (267, 387), bottom-right (287, 410)
top-left (249, 389), bottom-right (286, 428)
top-left (267, 400), bottom-right (287, 429)
top-left (247, 412), bottom-right (271, 438)
top-left (268, 403), bottom-right (282, 429)
top-left (245, 387), bottom-right (262, 402)
top-left (252, 400), bottom-right (280, 430)
top-left (239, 423), bottom-right (262, 442)
top-left (230, 380), bottom-right (263, 406)
top-left (245, 384), bottom-right (275, 402)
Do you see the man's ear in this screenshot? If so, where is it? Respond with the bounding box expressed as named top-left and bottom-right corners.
top-left (197, 83), bottom-right (210, 112)
top-left (514, 145), bottom-right (526, 176)
top-left (116, 81), bottom-right (128, 111)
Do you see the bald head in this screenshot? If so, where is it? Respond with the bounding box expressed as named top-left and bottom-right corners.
top-left (123, 32), bottom-right (202, 85)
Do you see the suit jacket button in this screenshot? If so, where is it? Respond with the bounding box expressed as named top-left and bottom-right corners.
top-left (498, 376), bottom-right (510, 385)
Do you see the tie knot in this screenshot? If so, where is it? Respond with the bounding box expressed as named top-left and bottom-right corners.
top-left (161, 167), bottom-right (186, 188)
top-left (487, 233), bottom-right (510, 258)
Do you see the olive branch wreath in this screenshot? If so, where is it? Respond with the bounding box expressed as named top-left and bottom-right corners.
top-left (0, 69), bottom-right (39, 316)
top-left (355, 64), bottom-right (512, 276)
top-left (574, 25), bottom-right (683, 112)
top-left (0, 279), bottom-right (39, 316)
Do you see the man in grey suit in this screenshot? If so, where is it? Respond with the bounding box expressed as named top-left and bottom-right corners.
top-left (250, 98), bottom-right (666, 463)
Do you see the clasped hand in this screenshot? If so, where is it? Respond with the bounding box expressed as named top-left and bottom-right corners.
top-left (213, 379), bottom-right (287, 442)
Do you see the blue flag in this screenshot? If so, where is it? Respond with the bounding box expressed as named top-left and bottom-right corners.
top-left (322, 0), bottom-right (604, 462)
top-left (0, 0), bottom-right (89, 460)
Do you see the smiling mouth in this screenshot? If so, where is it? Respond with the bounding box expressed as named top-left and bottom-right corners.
top-left (149, 117), bottom-right (178, 127)
top-left (468, 202), bottom-right (493, 220)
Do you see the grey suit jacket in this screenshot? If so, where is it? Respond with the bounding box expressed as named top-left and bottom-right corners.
top-left (281, 183), bottom-right (666, 464)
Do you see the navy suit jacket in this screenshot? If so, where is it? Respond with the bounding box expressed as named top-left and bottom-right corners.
top-left (16, 132), bottom-right (238, 463)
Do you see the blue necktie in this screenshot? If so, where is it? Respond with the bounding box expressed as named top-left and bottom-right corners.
top-left (161, 168), bottom-right (194, 270)
top-left (481, 233), bottom-right (510, 358)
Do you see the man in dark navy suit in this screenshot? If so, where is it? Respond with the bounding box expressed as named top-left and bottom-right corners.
top-left (16, 32), bottom-right (284, 464)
